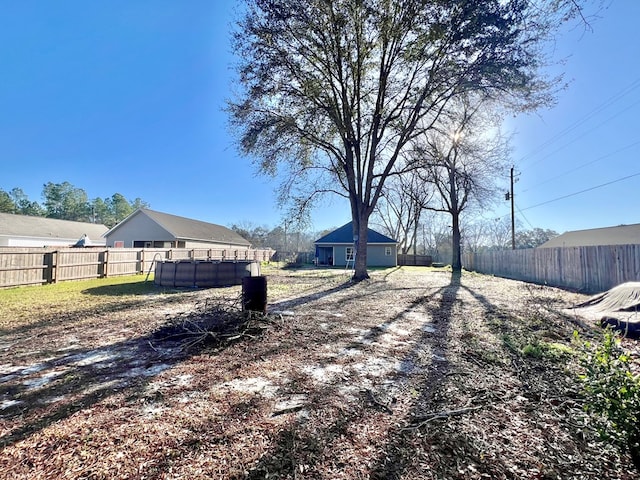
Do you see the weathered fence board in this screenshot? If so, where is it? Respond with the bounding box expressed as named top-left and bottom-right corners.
top-left (0, 247), bottom-right (274, 288)
top-left (0, 250), bottom-right (48, 288)
top-left (55, 250), bottom-right (104, 282)
top-left (463, 244), bottom-right (640, 293)
top-left (397, 254), bottom-right (433, 266)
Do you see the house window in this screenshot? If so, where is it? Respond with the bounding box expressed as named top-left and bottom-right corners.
top-left (114, 241), bottom-right (124, 248)
top-left (346, 247), bottom-right (355, 261)
top-left (385, 246), bottom-right (392, 256)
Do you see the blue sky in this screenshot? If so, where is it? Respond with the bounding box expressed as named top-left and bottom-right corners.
top-left (503, 1), bottom-right (640, 234)
top-left (0, 1), bottom-right (637, 235)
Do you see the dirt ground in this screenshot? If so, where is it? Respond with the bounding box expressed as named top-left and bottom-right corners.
top-left (1, 266), bottom-right (638, 479)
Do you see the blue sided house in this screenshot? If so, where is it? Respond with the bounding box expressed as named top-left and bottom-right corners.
top-left (314, 221), bottom-right (398, 267)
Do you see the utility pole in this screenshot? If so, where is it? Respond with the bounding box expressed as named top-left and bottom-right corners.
top-left (505, 166), bottom-right (515, 250)
top-left (509, 166), bottom-right (515, 250)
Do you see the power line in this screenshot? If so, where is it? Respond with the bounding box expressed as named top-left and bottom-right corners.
top-left (517, 77), bottom-right (640, 168)
top-left (515, 202), bottom-right (535, 229)
top-left (521, 138), bottom-right (640, 192)
top-left (520, 97), bottom-right (640, 173)
top-left (520, 171), bottom-right (640, 212)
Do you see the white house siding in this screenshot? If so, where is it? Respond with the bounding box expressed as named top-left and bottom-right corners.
top-left (105, 213), bottom-right (173, 247)
top-left (2, 236), bottom-right (72, 247)
top-left (1, 235), bottom-right (106, 247)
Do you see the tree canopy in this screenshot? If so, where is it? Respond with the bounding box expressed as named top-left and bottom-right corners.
top-left (229, 0), bottom-right (585, 279)
top-left (0, 183), bottom-right (148, 228)
top-left (411, 97), bottom-right (510, 270)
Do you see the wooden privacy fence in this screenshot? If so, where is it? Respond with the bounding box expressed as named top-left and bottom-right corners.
top-left (397, 254), bottom-right (433, 267)
top-left (0, 247), bottom-right (275, 289)
top-left (463, 244), bottom-right (640, 294)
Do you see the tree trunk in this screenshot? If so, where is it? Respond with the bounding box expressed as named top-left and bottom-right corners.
top-left (451, 211), bottom-right (462, 273)
top-left (349, 209), bottom-right (369, 281)
top-left (353, 218), bottom-right (369, 281)
top-left (447, 158), bottom-right (462, 273)
top-left (413, 211), bottom-right (420, 264)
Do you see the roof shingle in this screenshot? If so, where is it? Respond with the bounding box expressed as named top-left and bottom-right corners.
top-left (538, 223), bottom-right (640, 248)
top-left (315, 221), bottom-right (397, 244)
top-left (0, 212), bottom-right (108, 242)
top-left (108, 209), bottom-right (251, 246)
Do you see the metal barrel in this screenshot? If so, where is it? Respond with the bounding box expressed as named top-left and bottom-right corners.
top-left (242, 275), bottom-right (267, 314)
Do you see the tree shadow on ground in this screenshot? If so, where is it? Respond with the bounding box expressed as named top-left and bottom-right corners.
top-left (0, 288), bottom-right (204, 358)
top-left (0, 303), bottom-right (258, 449)
top-left (368, 271), bottom-right (460, 479)
top-left (268, 280), bottom-right (356, 311)
top-left (413, 280), bottom-right (616, 479)
top-left (0, 275), bottom-right (367, 451)
top-left (236, 272), bottom-right (463, 479)
top-left (368, 273), bottom-right (577, 479)
top-left (81, 280), bottom-right (183, 297)
top-left (273, 270), bottom-right (588, 479)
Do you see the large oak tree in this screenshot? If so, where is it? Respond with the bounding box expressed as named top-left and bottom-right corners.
top-left (229, 0), bottom-right (583, 280)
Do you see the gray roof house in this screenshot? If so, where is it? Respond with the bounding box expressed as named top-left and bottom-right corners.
top-left (314, 221), bottom-right (398, 267)
top-left (0, 212), bottom-right (108, 247)
top-left (104, 208), bottom-right (251, 249)
top-left (538, 223), bottom-right (640, 248)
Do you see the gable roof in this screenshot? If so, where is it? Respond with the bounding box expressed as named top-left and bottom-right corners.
top-left (315, 222), bottom-right (397, 244)
top-left (538, 223), bottom-right (640, 248)
top-left (0, 212), bottom-right (108, 242)
top-left (106, 208), bottom-right (251, 246)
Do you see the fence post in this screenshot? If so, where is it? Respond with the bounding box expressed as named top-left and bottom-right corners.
top-left (43, 251), bottom-right (54, 284)
top-left (51, 251), bottom-right (58, 284)
top-left (139, 249), bottom-right (145, 275)
top-left (103, 249), bottom-right (109, 278)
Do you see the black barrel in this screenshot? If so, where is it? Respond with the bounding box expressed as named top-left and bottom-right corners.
top-left (242, 275), bottom-right (267, 314)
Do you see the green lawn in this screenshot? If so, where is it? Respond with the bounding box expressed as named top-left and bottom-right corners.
top-left (0, 275), bottom-right (170, 330)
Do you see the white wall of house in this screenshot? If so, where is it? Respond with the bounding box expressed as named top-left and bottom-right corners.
top-left (0, 235), bottom-right (106, 247)
top-left (105, 213), bottom-right (174, 247)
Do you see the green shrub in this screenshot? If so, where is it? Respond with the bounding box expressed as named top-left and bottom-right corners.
top-left (575, 329), bottom-right (640, 468)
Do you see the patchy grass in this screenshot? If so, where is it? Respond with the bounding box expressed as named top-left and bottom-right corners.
top-left (521, 340), bottom-right (575, 360)
top-left (260, 264), bottom-right (353, 301)
top-left (0, 275), bottom-right (178, 330)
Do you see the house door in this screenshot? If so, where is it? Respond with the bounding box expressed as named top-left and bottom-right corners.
top-left (315, 246), bottom-right (334, 266)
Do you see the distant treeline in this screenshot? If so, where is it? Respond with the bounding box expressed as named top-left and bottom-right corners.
top-left (0, 182), bottom-right (148, 228)
top-left (229, 222), bottom-right (332, 253)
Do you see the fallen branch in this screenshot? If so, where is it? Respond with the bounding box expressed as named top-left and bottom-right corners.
top-left (148, 301), bottom-right (271, 352)
top-left (363, 389), bottom-right (394, 414)
top-left (401, 405), bottom-right (482, 431)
